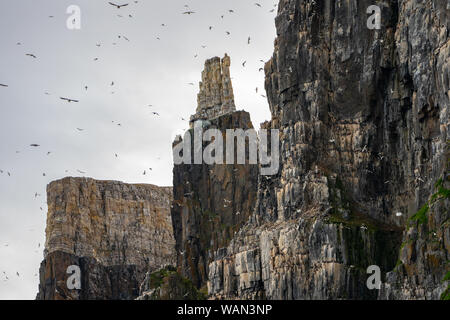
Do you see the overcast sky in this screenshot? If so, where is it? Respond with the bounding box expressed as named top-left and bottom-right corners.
top-left (0, 0), bottom-right (277, 299)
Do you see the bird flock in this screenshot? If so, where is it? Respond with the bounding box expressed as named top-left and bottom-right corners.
top-left (0, 1), bottom-right (278, 287)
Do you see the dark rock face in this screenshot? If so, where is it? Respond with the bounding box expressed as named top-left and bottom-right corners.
top-left (36, 177), bottom-right (176, 300)
top-left (380, 177), bottom-right (450, 299)
top-left (207, 0), bottom-right (449, 300)
top-left (172, 111), bottom-right (259, 290)
top-left (137, 266), bottom-right (207, 300)
top-left (37, 251), bottom-right (146, 300)
top-left (35, 0), bottom-right (449, 301)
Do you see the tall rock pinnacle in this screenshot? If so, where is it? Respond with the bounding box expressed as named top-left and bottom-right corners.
top-left (190, 54), bottom-right (236, 124)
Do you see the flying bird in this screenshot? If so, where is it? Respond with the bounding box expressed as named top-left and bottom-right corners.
top-left (182, 11), bottom-right (195, 14)
top-left (255, 3), bottom-right (262, 7)
top-left (152, 112), bottom-right (160, 116)
top-left (30, 144), bottom-right (40, 147)
top-left (0, 84), bottom-right (8, 87)
top-left (108, 2), bottom-right (129, 9)
top-left (60, 97), bottom-right (79, 103)
top-left (242, 61), bottom-right (247, 67)
top-left (26, 53), bottom-right (37, 58)
top-left (248, 36), bottom-right (251, 44)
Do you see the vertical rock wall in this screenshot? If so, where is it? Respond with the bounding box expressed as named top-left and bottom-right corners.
top-left (191, 54), bottom-right (237, 123)
top-left (208, 0), bottom-right (449, 300)
top-left (172, 55), bottom-right (259, 290)
top-left (36, 177), bottom-right (175, 300)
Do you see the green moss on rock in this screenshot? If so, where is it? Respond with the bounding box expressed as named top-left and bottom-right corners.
top-left (145, 266), bottom-right (207, 300)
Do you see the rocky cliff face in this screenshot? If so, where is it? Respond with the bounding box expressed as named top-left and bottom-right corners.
top-left (191, 54), bottom-right (236, 124)
top-left (36, 0), bottom-right (449, 301)
top-left (36, 177), bottom-right (175, 300)
top-left (171, 55), bottom-right (259, 290)
top-left (207, 0), bottom-right (449, 300)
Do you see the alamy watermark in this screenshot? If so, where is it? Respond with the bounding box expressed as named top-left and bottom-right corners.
top-left (367, 5), bottom-right (381, 30)
top-left (173, 124), bottom-right (280, 176)
top-left (66, 5), bottom-right (81, 30)
top-left (66, 265), bottom-right (81, 290)
top-left (366, 265), bottom-right (382, 290)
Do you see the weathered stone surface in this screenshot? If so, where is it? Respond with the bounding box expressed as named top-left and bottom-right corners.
top-left (36, 177), bottom-right (175, 300)
top-left (35, 0), bottom-right (449, 301)
top-left (190, 54), bottom-right (237, 124)
top-left (380, 175), bottom-right (450, 300)
top-left (172, 111), bottom-right (259, 290)
top-left (207, 0), bottom-right (449, 300)
top-left (137, 266), bottom-right (207, 300)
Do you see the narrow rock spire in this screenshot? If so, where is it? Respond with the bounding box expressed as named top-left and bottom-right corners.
top-left (190, 54), bottom-right (236, 124)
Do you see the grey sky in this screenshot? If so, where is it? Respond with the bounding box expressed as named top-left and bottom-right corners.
top-left (0, 0), bottom-right (276, 299)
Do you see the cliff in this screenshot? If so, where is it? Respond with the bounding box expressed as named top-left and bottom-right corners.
top-left (171, 55), bottom-right (259, 290)
top-left (35, 0), bottom-right (449, 301)
top-left (191, 54), bottom-right (237, 123)
top-left (208, 0), bottom-right (449, 300)
top-left (36, 177), bottom-right (176, 300)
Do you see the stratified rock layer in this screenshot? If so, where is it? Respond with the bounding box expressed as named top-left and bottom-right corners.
top-left (190, 54), bottom-right (237, 124)
top-left (208, 0), bottom-right (449, 300)
top-left (172, 111), bottom-right (259, 290)
top-left (36, 177), bottom-right (175, 300)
